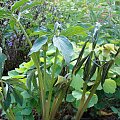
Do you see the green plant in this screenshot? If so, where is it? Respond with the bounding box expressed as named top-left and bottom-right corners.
top-left (0, 0), bottom-right (120, 120)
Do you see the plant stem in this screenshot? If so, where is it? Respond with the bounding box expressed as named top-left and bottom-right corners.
top-left (75, 82), bottom-right (87, 120)
top-left (50, 88), bottom-right (66, 120)
top-left (16, 20), bottom-right (32, 48)
top-left (76, 68), bottom-right (102, 120)
top-left (16, 19), bottom-right (45, 118)
top-left (45, 48), bottom-right (58, 120)
top-left (9, 108), bottom-right (16, 120)
top-left (31, 53), bottom-right (45, 119)
top-left (43, 48), bottom-right (47, 98)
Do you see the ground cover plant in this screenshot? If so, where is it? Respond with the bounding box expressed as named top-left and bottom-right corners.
top-left (0, 0), bottom-right (120, 120)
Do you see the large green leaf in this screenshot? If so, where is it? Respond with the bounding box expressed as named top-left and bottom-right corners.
top-left (66, 94), bottom-right (75, 102)
top-left (86, 92), bottom-right (98, 108)
top-left (70, 74), bottom-right (84, 91)
top-left (11, 0), bottom-right (29, 12)
top-left (53, 36), bottom-right (74, 63)
top-left (29, 36), bottom-right (48, 55)
top-left (8, 70), bottom-right (19, 77)
top-left (72, 90), bottom-right (98, 108)
top-left (61, 26), bottom-right (87, 37)
top-left (103, 79), bottom-right (117, 93)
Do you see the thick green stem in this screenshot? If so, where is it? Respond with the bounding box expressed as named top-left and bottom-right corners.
top-left (50, 89), bottom-right (66, 120)
top-left (16, 19), bottom-right (45, 118)
top-left (9, 108), bottom-right (16, 120)
top-left (78, 81), bottom-right (100, 119)
top-left (76, 68), bottom-right (102, 120)
top-left (45, 48), bottom-right (59, 120)
top-left (43, 49), bottom-right (47, 97)
top-left (75, 82), bottom-right (87, 120)
top-left (31, 53), bottom-right (45, 118)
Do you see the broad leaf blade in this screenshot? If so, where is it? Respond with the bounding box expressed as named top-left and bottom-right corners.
top-left (11, 0), bottom-right (29, 12)
top-left (61, 26), bottom-right (87, 37)
top-left (70, 75), bottom-right (84, 91)
top-left (29, 36), bottom-right (48, 55)
top-left (53, 36), bottom-right (74, 63)
top-left (103, 79), bottom-right (116, 93)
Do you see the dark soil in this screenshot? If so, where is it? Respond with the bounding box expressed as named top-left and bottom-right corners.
top-left (31, 103), bottom-right (119, 120)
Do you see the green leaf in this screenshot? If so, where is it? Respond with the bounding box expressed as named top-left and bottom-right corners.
top-left (21, 91), bottom-right (31, 99)
top-left (61, 26), bottom-right (87, 37)
top-left (15, 67), bottom-right (26, 74)
top-left (103, 79), bottom-right (117, 93)
top-left (11, 0), bottom-right (29, 12)
top-left (24, 60), bottom-right (34, 69)
top-left (72, 90), bottom-right (82, 100)
top-left (21, 108), bottom-right (32, 115)
top-left (8, 70), bottom-right (19, 77)
top-left (66, 94), bottom-right (75, 102)
top-left (29, 36), bottom-right (48, 55)
top-left (53, 36), bottom-right (74, 63)
top-left (86, 92), bottom-right (98, 108)
top-left (72, 90), bottom-right (98, 108)
top-left (111, 67), bottom-right (120, 75)
top-left (12, 88), bottom-right (23, 106)
top-left (70, 74), bottom-right (84, 91)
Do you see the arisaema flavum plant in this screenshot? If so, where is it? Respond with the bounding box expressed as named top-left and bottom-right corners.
top-left (0, 0), bottom-right (120, 120)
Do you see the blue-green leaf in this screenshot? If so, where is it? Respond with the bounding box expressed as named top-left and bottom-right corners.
top-left (29, 36), bottom-right (48, 55)
top-left (53, 36), bottom-right (74, 63)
